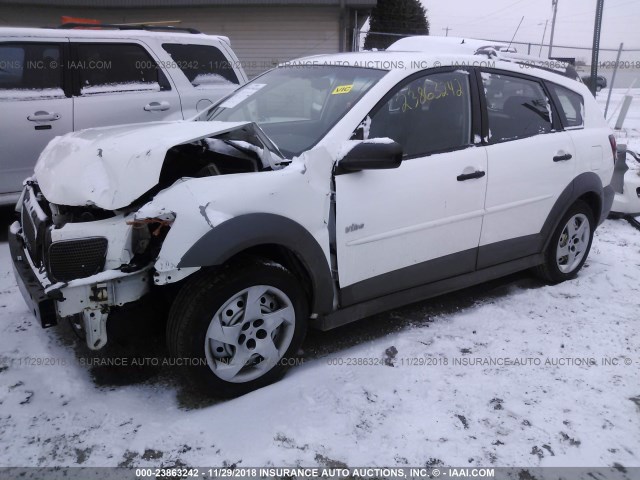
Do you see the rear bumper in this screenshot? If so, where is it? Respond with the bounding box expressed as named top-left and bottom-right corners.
top-left (8, 228), bottom-right (58, 328)
top-left (610, 175), bottom-right (640, 217)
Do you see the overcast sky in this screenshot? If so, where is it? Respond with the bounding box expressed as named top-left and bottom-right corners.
top-left (424, 0), bottom-right (640, 61)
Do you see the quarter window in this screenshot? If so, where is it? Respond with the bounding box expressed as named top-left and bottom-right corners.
top-left (163, 43), bottom-right (239, 86)
top-left (366, 71), bottom-right (472, 158)
top-left (481, 72), bottom-right (553, 143)
top-left (0, 43), bottom-right (64, 99)
top-left (548, 83), bottom-right (584, 128)
top-left (76, 43), bottom-right (170, 95)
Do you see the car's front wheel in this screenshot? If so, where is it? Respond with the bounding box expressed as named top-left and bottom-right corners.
top-left (535, 200), bottom-right (594, 284)
top-left (167, 258), bottom-right (308, 397)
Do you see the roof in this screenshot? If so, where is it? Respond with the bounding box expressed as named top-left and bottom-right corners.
top-left (0, 0), bottom-right (376, 7)
top-left (388, 36), bottom-right (514, 54)
top-left (284, 50), bottom-right (585, 90)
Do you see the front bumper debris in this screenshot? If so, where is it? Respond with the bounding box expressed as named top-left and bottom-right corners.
top-left (9, 227), bottom-right (58, 328)
top-left (9, 224), bottom-right (152, 350)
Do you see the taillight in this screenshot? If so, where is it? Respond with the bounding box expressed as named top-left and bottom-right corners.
top-left (609, 134), bottom-right (617, 164)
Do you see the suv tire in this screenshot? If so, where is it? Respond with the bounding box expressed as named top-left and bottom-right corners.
top-left (535, 200), bottom-right (594, 284)
top-left (167, 258), bottom-right (308, 397)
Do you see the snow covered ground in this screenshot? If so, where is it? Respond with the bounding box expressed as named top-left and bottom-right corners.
top-left (0, 89), bottom-right (639, 470)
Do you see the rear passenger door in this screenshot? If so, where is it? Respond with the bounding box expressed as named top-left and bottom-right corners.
top-left (0, 40), bottom-right (73, 197)
top-left (71, 41), bottom-right (182, 130)
top-left (547, 83), bottom-right (608, 175)
top-left (477, 70), bottom-right (576, 268)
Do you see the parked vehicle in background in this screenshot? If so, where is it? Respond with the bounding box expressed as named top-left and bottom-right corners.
top-left (610, 146), bottom-right (640, 218)
top-left (581, 74), bottom-right (607, 92)
top-left (9, 38), bottom-right (615, 397)
top-left (0, 24), bottom-right (247, 205)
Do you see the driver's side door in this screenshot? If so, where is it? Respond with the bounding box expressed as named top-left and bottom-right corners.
top-left (334, 69), bottom-right (488, 306)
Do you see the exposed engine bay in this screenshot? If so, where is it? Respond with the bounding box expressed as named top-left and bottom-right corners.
top-left (159, 135), bottom-right (277, 189)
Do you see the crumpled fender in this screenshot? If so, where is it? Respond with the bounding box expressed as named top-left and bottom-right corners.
top-left (137, 146), bottom-right (337, 313)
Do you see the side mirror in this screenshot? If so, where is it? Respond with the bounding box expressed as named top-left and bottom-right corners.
top-left (337, 140), bottom-right (403, 174)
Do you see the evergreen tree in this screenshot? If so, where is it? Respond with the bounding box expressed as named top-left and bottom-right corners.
top-left (364, 0), bottom-right (430, 50)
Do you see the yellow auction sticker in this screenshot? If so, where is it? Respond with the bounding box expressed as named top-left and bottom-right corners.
top-left (332, 85), bottom-right (353, 94)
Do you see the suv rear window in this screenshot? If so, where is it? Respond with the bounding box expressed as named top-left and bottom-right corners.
top-left (163, 43), bottom-right (239, 87)
top-left (76, 43), bottom-right (170, 95)
top-left (0, 43), bottom-right (64, 99)
top-left (481, 72), bottom-right (553, 143)
top-left (548, 83), bottom-right (584, 129)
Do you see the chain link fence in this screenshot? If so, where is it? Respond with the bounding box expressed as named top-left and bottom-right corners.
top-left (356, 31), bottom-right (640, 88)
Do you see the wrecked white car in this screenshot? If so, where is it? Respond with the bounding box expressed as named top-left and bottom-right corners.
top-left (10, 45), bottom-right (614, 397)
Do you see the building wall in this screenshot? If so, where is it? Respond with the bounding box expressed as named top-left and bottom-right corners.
top-left (0, 4), bottom-right (341, 77)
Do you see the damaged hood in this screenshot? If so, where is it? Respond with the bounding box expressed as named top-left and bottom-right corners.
top-left (34, 121), bottom-right (251, 210)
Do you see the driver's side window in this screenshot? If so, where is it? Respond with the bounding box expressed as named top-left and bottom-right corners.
top-left (364, 70), bottom-right (472, 158)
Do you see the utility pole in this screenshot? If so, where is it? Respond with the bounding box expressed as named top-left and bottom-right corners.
top-left (548, 0), bottom-right (558, 57)
top-left (539, 20), bottom-right (548, 56)
top-left (589, 0), bottom-right (605, 96)
top-left (443, 26), bottom-right (452, 37)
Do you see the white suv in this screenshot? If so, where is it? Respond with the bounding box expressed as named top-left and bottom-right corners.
top-left (0, 24), bottom-right (247, 205)
top-left (9, 40), bottom-right (614, 397)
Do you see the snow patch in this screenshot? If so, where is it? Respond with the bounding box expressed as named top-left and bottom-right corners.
top-left (336, 138), bottom-right (396, 162)
top-left (0, 88), bottom-right (65, 100)
top-left (80, 82), bottom-right (160, 95)
top-left (192, 73), bottom-right (233, 87)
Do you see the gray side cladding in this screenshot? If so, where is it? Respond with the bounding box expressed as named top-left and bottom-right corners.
top-left (477, 171), bottom-right (607, 269)
top-left (177, 213), bottom-right (334, 314)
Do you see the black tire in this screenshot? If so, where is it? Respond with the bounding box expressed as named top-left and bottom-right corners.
top-left (166, 258), bottom-right (308, 397)
top-left (534, 200), bottom-right (595, 284)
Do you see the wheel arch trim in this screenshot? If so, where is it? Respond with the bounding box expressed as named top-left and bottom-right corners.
top-left (542, 172), bottom-right (604, 251)
top-left (177, 213), bottom-right (334, 314)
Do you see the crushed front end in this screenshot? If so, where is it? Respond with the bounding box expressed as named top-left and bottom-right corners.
top-left (9, 181), bottom-right (160, 350)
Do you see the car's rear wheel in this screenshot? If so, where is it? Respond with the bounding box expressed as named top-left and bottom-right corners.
top-left (535, 200), bottom-right (594, 284)
top-left (166, 258), bottom-right (308, 397)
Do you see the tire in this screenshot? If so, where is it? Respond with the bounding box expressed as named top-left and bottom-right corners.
top-left (534, 200), bottom-right (595, 284)
top-left (166, 258), bottom-right (308, 397)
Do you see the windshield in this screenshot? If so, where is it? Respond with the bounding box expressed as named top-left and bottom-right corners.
top-left (207, 65), bottom-right (388, 157)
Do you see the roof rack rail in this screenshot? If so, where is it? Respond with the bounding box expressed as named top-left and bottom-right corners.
top-left (57, 23), bottom-right (201, 34)
top-left (387, 37), bottom-right (580, 82)
top-left (475, 47), bottom-right (580, 81)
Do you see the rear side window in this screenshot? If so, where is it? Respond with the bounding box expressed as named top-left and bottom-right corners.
top-left (548, 83), bottom-right (584, 128)
top-left (0, 43), bottom-right (64, 100)
top-left (163, 43), bottom-right (239, 87)
top-left (76, 43), bottom-right (170, 95)
top-left (481, 72), bottom-right (553, 143)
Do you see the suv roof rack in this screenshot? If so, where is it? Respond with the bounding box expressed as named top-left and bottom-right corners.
top-left (388, 37), bottom-right (580, 82)
top-left (57, 23), bottom-right (201, 34)
top-left (475, 47), bottom-right (581, 81)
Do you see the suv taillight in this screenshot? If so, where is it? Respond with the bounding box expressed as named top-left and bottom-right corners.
top-left (609, 134), bottom-right (617, 164)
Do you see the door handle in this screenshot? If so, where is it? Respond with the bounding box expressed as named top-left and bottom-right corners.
top-left (27, 111), bottom-right (60, 122)
top-left (457, 170), bottom-right (486, 181)
top-left (144, 101), bottom-right (170, 112)
top-left (553, 153), bottom-right (573, 162)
